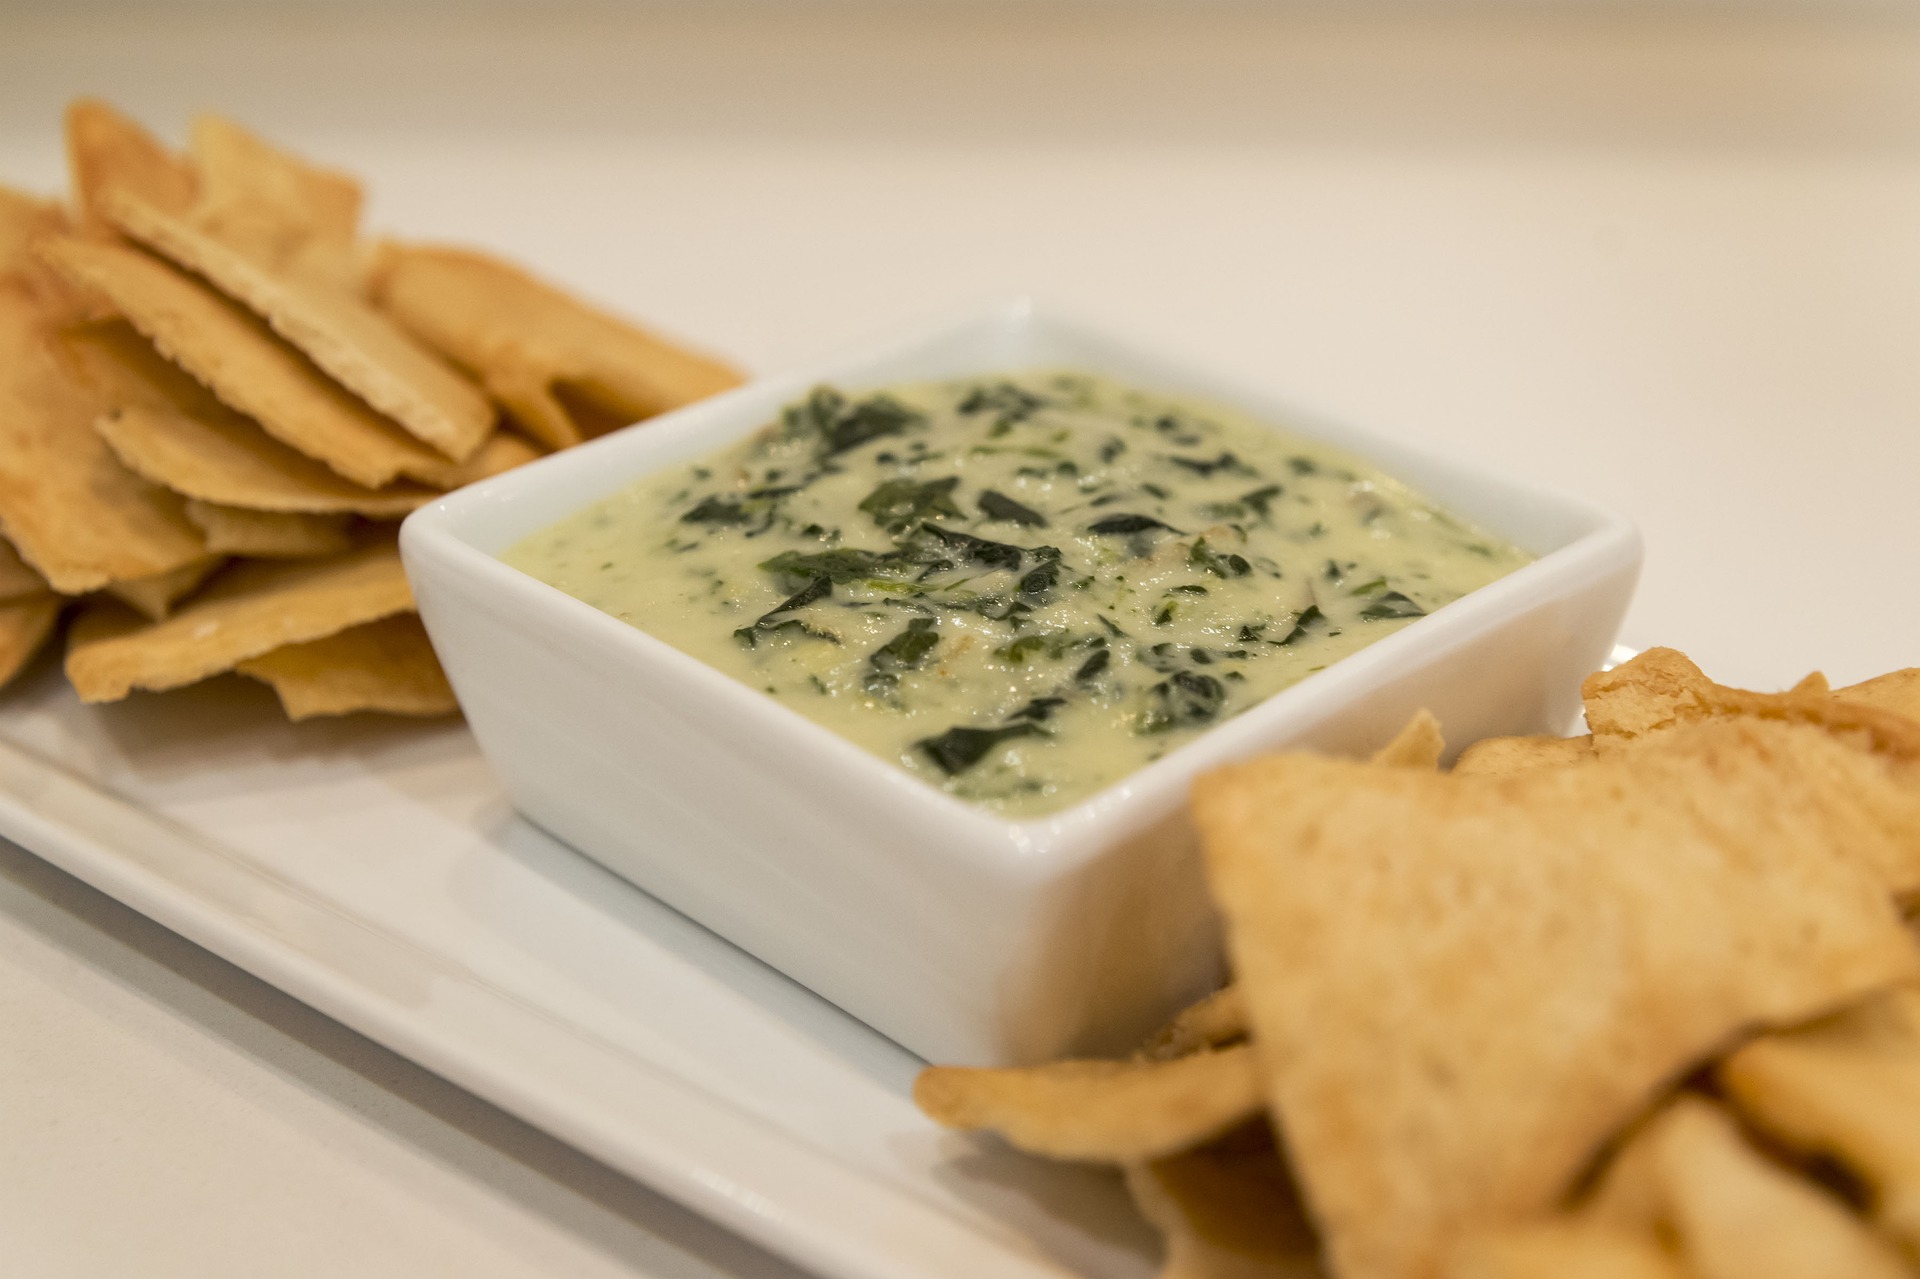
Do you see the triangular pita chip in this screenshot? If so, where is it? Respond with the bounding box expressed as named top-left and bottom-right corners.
top-left (182, 500), bottom-right (352, 558)
top-left (1141, 985), bottom-right (1248, 1062)
top-left (1719, 985), bottom-right (1920, 1255)
top-left (64, 99), bottom-right (196, 236)
top-left (69, 319), bottom-right (435, 516)
top-left (403, 427), bottom-right (543, 490)
top-left (0, 595), bottom-right (60, 691)
top-left (1623, 1095), bottom-right (1908, 1279)
top-left (66, 538), bottom-right (412, 701)
top-left (1124, 1121), bottom-right (1323, 1279)
top-left (105, 555), bottom-right (223, 621)
top-left (1837, 669), bottom-right (1920, 725)
top-left (915, 1043), bottom-right (1263, 1164)
top-left (103, 187), bottom-right (494, 461)
top-left (370, 241), bottom-right (742, 449)
top-left (0, 534), bottom-right (49, 604)
top-left (1451, 733), bottom-right (1593, 778)
top-left (1369, 709), bottom-right (1445, 769)
top-left (1443, 1221), bottom-right (1686, 1279)
top-left (1192, 720), bottom-right (1920, 1279)
top-left (188, 115), bottom-right (360, 289)
top-left (236, 613), bottom-right (456, 720)
top-left (0, 283), bottom-right (206, 593)
top-left (39, 236), bottom-right (453, 488)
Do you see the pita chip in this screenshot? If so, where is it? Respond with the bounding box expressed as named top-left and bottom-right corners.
top-left (1191, 720), bottom-right (1920, 1279)
top-left (1443, 1222), bottom-right (1686, 1279)
top-left (1141, 985), bottom-right (1248, 1062)
top-left (1624, 1095), bottom-right (1908, 1279)
top-left (1124, 1121), bottom-right (1324, 1279)
top-left (1, 184), bottom-right (85, 314)
top-left (0, 535), bottom-right (50, 604)
top-left (404, 426), bottom-right (543, 490)
top-left (104, 555), bottom-right (223, 621)
top-left (39, 236), bottom-right (454, 488)
top-left (187, 114), bottom-right (360, 290)
top-left (1837, 669), bottom-right (1920, 726)
top-left (1719, 985), bottom-right (1920, 1256)
top-left (64, 99), bottom-right (196, 236)
top-left (183, 500), bottom-right (352, 558)
top-left (0, 284), bottom-right (206, 593)
top-left (69, 320), bottom-right (435, 516)
top-left (236, 613), bottom-right (456, 720)
top-left (370, 242), bottom-right (742, 449)
top-left (66, 538), bottom-right (412, 701)
top-left (102, 187), bottom-right (494, 461)
top-left (0, 595), bottom-right (60, 691)
top-left (1452, 734), bottom-right (1593, 779)
top-left (914, 1043), bottom-right (1264, 1164)
top-left (1369, 709), bottom-right (1445, 769)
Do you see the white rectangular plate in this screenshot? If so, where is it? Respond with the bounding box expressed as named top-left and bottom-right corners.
top-left (0, 663), bottom-right (1161, 1279)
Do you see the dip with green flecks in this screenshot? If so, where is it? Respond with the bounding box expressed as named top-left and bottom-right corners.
top-left (503, 371), bottom-right (1532, 816)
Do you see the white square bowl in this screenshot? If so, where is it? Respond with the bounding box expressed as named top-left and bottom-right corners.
top-left (401, 300), bottom-right (1641, 1068)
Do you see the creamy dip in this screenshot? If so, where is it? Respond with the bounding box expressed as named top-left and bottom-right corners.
top-left (504, 371), bottom-right (1532, 817)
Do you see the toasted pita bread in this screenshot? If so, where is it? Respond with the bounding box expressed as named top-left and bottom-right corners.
top-left (915, 1043), bottom-right (1264, 1164)
top-left (1141, 986), bottom-right (1248, 1062)
top-left (402, 426), bottom-right (543, 490)
top-left (69, 319), bottom-right (435, 516)
top-left (1124, 1121), bottom-right (1323, 1279)
top-left (103, 187), bottom-right (493, 461)
top-left (1719, 985), bottom-right (1920, 1256)
top-left (0, 594), bottom-right (60, 691)
top-left (64, 99), bottom-right (196, 236)
top-left (236, 613), bottom-right (456, 720)
top-left (187, 114), bottom-right (360, 290)
top-left (0, 535), bottom-right (49, 604)
top-left (1452, 734), bottom-right (1593, 778)
top-left (1369, 710), bottom-right (1445, 769)
top-left (1837, 669), bottom-right (1920, 726)
top-left (65, 538), bottom-right (412, 701)
top-left (1192, 719), bottom-right (1920, 1279)
top-left (104, 555), bottom-right (222, 621)
top-left (1444, 1221), bottom-right (1686, 1279)
top-left (370, 241), bottom-right (742, 448)
top-left (39, 236), bottom-right (453, 488)
top-left (182, 500), bottom-right (352, 558)
top-left (0, 284), bottom-right (206, 593)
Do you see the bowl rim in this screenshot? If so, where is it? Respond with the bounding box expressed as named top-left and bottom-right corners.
top-left (402, 297), bottom-right (1641, 867)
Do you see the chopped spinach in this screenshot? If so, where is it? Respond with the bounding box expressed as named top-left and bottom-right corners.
top-left (1087, 513), bottom-right (1182, 536)
top-left (1189, 538), bottom-right (1252, 578)
top-left (917, 722), bottom-right (1044, 775)
top-left (918, 523), bottom-right (1026, 571)
top-left (1272, 604), bottom-right (1326, 646)
top-left (733, 574), bottom-right (839, 647)
top-left (1074, 649), bottom-right (1110, 681)
top-left (1359, 591), bottom-right (1427, 620)
top-left (1142, 672), bottom-right (1226, 733)
top-left (1165, 452), bottom-right (1251, 478)
top-left (680, 495), bottom-right (753, 525)
top-left (859, 476), bottom-right (962, 533)
top-left (760, 547), bottom-right (913, 587)
top-left (977, 490), bottom-right (1048, 527)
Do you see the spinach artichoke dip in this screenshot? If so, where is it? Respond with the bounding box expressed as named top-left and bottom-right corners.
top-left (504, 372), bottom-right (1532, 817)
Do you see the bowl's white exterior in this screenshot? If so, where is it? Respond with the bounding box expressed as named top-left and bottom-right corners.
top-left (401, 301), bottom-right (1641, 1067)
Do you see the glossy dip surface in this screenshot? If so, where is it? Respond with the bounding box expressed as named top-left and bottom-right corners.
top-left (503, 371), bottom-right (1532, 816)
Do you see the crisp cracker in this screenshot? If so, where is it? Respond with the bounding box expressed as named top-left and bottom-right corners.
top-left (0, 535), bottom-right (49, 604)
top-left (39, 236), bottom-right (452, 488)
top-left (188, 115), bottom-right (361, 290)
top-left (1452, 734), bottom-right (1593, 778)
top-left (103, 188), bottom-right (494, 461)
top-left (1719, 985), bottom-right (1920, 1256)
top-left (1141, 985), bottom-right (1248, 1062)
top-left (236, 613), bottom-right (456, 720)
top-left (1369, 709), bottom-right (1445, 769)
top-left (64, 99), bottom-right (196, 236)
top-left (70, 319), bottom-right (434, 516)
top-left (1638, 1095), bottom-right (1908, 1279)
top-left (0, 595), bottom-right (60, 691)
top-left (0, 284), bottom-right (206, 593)
top-left (105, 555), bottom-right (222, 621)
top-left (1123, 1120), bottom-right (1323, 1279)
top-left (1, 184), bottom-right (85, 315)
top-left (370, 241), bottom-right (742, 449)
top-left (182, 500), bottom-right (352, 558)
top-left (1191, 719), bottom-right (1920, 1279)
top-left (1443, 1221), bottom-right (1686, 1279)
top-left (914, 1043), bottom-right (1264, 1164)
top-left (65, 538), bottom-right (412, 701)
top-left (403, 427), bottom-right (543, 490)
top-left (1837, 669), bottom-right (1920, 726)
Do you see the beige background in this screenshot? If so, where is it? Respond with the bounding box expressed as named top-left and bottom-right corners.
top-left (2, 5), bottom-right (1918, 1275)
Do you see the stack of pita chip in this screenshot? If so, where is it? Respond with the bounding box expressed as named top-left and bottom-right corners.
top-left (917, 649), bottom-right (1920, 1279)
top-left (0, 100), bottom-right (740, 717)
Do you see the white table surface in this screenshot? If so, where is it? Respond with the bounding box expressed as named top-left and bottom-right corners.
top-left (3, 4), bottom-right (1918, 1275)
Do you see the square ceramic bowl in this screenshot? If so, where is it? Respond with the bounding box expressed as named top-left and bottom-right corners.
top-left (401, 300), bottom-right (1641, 1067)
